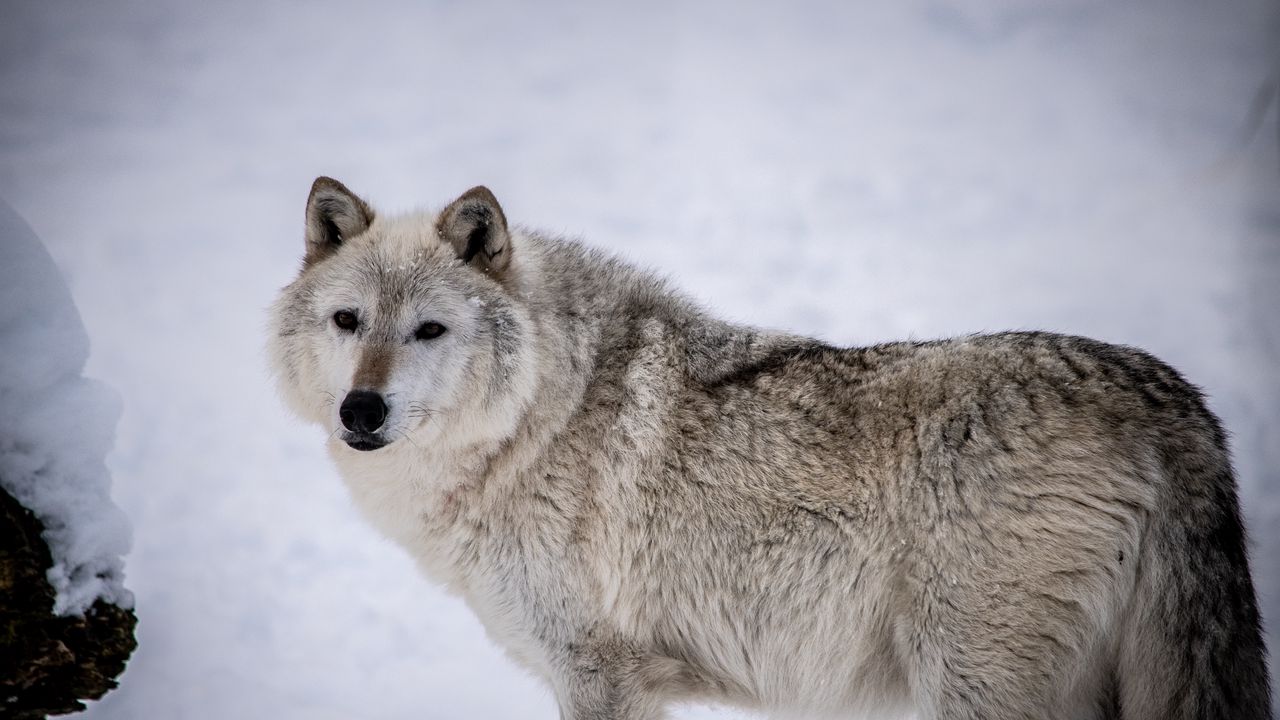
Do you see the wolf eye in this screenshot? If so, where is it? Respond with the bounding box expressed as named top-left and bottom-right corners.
top-left (333, 310), bottom-right (359, 331)
top-left (415, 322), bottom-right (447, 341)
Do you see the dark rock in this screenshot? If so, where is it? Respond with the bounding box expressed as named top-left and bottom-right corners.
top-left (0, 485), bottom-right (136, 719)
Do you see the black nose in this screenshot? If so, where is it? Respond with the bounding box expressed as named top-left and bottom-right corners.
top-left (339, 390), bottom-right (387, 433)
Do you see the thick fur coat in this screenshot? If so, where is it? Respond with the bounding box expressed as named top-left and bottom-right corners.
top-left (269, 178), bottom-right (1272, 719)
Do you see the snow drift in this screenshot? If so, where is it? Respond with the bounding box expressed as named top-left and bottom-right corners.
top-left (0, 198), bottom-right (132, 615)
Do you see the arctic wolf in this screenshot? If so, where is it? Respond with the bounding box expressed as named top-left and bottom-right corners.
top-left (269, 178), bottom-right (1272, 719)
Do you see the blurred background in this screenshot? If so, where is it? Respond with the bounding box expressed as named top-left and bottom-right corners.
top-left (1, 0), bottom-right (1277, 717)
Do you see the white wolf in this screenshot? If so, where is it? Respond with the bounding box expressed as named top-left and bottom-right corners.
top-left (269, 178), bottom-right (1272, 719)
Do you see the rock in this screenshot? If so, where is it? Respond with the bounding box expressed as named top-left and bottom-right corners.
top-left (0, 483), bottom-right (136, 719)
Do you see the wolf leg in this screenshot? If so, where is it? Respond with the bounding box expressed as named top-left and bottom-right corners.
top-left (898, 567), bottom-right (1119, 720)
top-left (910, 635), bottom-right (1103, 720)
top-left (552, 636), bottom-right (669, 720)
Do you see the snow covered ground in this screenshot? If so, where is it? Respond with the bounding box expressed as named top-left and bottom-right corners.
top-left (1, 0), bottom-right (1276, 717)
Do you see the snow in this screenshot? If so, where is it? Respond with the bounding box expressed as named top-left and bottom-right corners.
top-left (0, 0), bottom-right (1276, 716)
top-left (0, 198), bottom-right (132, 615)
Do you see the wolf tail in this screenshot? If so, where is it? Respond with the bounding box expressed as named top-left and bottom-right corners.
top-left (1118, 407), bottom-right (1272, 719)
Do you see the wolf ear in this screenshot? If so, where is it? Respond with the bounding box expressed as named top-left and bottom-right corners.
top-left (437, 186), bottom-right (511, 274)
top-left (304, 176), bottom-right (375, 266)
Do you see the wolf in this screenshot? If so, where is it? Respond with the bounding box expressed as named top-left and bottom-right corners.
top-left (269, 177), bottom-right (1272, 719)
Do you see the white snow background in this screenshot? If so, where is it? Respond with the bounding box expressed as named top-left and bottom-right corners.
top-left (1, 0), bottom-right (1277, 717)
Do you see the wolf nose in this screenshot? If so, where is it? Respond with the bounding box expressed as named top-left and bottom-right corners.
top-left (339, 390), bottom-right (387, 433)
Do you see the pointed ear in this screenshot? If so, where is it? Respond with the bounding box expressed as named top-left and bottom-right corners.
top-left (304, 176), bottom-right (375, 266)
top-left (437, 186), bottom-right (511, 274)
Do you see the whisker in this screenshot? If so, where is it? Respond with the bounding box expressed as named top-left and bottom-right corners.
top-left (407, 402), bottom-right (438, 416)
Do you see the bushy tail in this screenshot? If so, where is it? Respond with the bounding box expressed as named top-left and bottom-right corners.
top-left (1118, 430), bottom-right (1272, 719)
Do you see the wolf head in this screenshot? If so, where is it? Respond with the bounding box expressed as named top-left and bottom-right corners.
top-left (269, 178), bottom-right (537, 455)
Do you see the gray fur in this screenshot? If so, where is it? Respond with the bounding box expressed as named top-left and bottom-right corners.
top-left (269, 180), bottom-right (1272, 720)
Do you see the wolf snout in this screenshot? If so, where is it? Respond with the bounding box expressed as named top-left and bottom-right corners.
top-left (339, 390), bottom-right (388, 433)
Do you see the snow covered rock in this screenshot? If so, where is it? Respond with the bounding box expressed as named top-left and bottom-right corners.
top-left (1, 488), bottom-right (137, 718)
top-left (0, 198), bottom-right (136, 715)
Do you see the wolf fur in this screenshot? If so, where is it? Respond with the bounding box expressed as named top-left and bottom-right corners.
top-left (269, 178), bottom-right (1272, 719)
